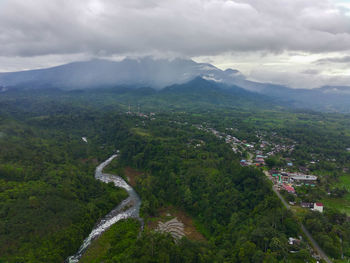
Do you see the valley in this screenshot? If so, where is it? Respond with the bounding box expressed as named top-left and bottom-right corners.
top-left (0, 79), bottom-right (349, 263)
top-left (3, 1), bottom-right (350, 262)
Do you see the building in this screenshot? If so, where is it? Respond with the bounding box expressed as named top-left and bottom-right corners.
top-left (288, 237), bottom-right (301, 245)
top-left (255, 157), bottom-right (265, 164)
top-left (300, 202), bottom-right (313, 208)
top-left (313, 203), bottom-right (323, 213)
top-left (269, 170), bottom-right (279, 177)
top-left (283, 184), bottom-right (295, 194)
top-left (240, 160), bottom-right (249, 166)
top-left (289, 173), bottom-right (317, 184)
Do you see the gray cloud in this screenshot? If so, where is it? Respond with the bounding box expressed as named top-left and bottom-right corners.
top-left (315, 55), bottom-right (350, 64)
top-left (301, 69), bottom-right (320, 75)
top-left (2, 0), bottom-right (350, 90)
top-left (1, 0), bottom-right (350, 58)
top-left (249, 67), bottom-right (350, 89)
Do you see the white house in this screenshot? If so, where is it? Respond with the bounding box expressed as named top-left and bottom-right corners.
top-left (313, 203), bottom-right (323, 213)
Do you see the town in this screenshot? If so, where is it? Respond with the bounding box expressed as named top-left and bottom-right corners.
top-left (196, 124), bottom-right (324, 213)
top-left (194, 122), bottom-right (336, 262)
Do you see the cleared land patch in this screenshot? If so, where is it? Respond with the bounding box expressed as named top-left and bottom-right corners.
top-left (147, 206), bottom-right (206, 242)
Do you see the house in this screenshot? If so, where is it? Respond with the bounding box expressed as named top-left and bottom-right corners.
top-left (255, 157), bottom-right (265, 163)
top-left (283, 184), bottom-right (295, 194)
top-left (281, 175), bottom-right (289, 183)
top-left (240, 160), bottom-right (249, 166)
top-left (288, 237), bottom-right (301, 245)
top-left (300, 202), bottom-right (313, 208)
top-left (289, 173), bottom-right (317, 184)
top-left (269, 170), bottom-right (279, 176)
top-left (313, 203), bottom-right (323, 213)
top-left (256, 155), bottom-right (266, 159)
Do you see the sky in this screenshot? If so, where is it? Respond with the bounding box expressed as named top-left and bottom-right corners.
top-left (1, 0), bottom-right (350, 89)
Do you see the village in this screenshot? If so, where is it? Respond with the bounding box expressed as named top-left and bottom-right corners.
top-left (194, 124), bottom-right (336, 261)
top-left (195, 124), bottom-right (325, 214)
top-left (119, 113), bottom-right (347, 261)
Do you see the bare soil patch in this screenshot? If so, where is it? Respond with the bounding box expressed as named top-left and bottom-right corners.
top-left (148, 206), bottom-right (206, 242)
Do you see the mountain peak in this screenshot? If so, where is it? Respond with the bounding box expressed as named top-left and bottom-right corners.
top-left (225, 68), bottom-right (240, 74)
top-left (0, 57), bottom-right (245, 90)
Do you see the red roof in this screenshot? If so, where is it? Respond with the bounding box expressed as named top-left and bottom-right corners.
top-left (315, 202), bottom-right (323, 206)
top-left (283, 184), bottom-right (295, 193)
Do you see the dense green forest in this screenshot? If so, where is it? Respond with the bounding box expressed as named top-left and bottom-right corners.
top-left (0, 108), bottom-right (132, 262)
top-left (0, 86), bottom-right (349, 262)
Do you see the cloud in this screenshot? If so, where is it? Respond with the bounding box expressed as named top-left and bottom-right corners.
top-left (301, 69), bottom-right (320, 75)
top-left (1, 0), bottom-right (350, 89)
top-left (249, 67), bottom-right (350, 89)
top-left (315, 55), bottom-right (350, 64)
top-left (1, 0), bottom-right (350, 58)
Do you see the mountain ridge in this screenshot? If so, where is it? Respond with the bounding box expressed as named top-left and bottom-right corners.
top-left (1, 57), bottom-right (350, 112)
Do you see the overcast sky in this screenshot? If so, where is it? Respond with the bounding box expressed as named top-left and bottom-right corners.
top-left (1, 0), bottom-right (350, 88)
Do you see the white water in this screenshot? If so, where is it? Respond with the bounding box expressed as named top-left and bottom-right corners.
top-left (66, 154), bottom-right (142, 263)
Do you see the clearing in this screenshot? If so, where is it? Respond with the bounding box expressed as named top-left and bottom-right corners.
top-left (147, 206), bottom-right (206, 242)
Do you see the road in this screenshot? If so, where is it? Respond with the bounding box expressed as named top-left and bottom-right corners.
top-left (264, 171), bottom-right (333, 263)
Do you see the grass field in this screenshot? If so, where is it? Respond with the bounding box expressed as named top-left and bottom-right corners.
top-left (131, 127), bottom-right (151, 137)
top-left (338, 175), bottom-right (350, 191)
top-left (323, 174), bottom-right (350, 216)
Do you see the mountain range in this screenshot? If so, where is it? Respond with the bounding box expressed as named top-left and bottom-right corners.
top-left (1, 57), bottom-right (350, 112)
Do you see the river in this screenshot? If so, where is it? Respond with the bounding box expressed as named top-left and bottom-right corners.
top-left (66, 154), bottom-right (143, 263)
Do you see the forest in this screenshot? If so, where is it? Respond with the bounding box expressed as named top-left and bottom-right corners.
top-left (0, 87), bottom-right (349, 262)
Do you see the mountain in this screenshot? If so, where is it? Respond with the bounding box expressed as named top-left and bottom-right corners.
top-left (151, 77), bottom-right (277, 110)
top-left (0, 57), bottom-right (282, 92)
top-left (0, 57), bottom-right (241, 90)
top-left (1, 57), bottom-right (350, 112)
top-left (259, 85), bottom-right (350, 112)
top-left (318, 85), bottom-right (350, 95)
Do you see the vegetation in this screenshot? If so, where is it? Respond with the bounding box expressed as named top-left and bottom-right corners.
top-left (0, 84), bottom-right (349, 262)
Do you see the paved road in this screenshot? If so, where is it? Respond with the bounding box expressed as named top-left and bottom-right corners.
top-left (301, 224), bottom-right (333, 263)
top-left (264, 171), bottom-right (333, 263)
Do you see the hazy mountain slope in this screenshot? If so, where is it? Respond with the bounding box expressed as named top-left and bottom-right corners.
top-left (1, 57), bottom-right (350, 112)
top-left (261, 85), bottom-right (350, 112)
top-left (0, 77), bottom-right (279, 113)
top-left (0, 57), bottom-right (283, 93)
top-left (0, 57), bottom-right (240, 89)
top-left (154, 77), bottom-right (277, 109)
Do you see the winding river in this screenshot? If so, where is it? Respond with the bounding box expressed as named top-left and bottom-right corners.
top-left (66, 154), bottom-right (143, 263)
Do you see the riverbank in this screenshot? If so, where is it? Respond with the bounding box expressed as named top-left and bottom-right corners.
top-left (66, 154), bottom-right (142, 263)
